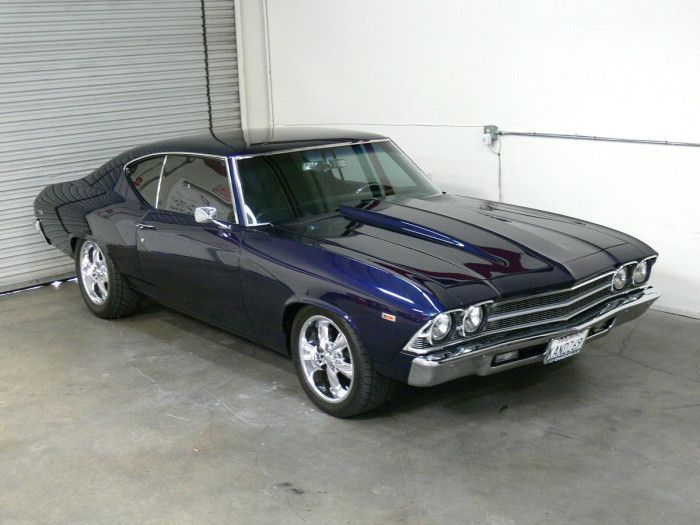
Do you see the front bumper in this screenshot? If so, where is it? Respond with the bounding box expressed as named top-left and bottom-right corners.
top-left (407, 286), bottom-right (659, 387)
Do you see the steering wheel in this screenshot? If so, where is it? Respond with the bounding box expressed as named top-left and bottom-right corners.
top-left (244, 205), bottom-right (261, 225)
top-left (244, 205), bottom-right (279, 225)
top-left (355, 182), bottom-right (381, 194)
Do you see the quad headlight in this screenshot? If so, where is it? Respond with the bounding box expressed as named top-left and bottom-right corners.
top-left (462, 305), bottom-right (484, 333)
top-left (405, 302), bottom-right (491, 353)
top-left (612, 259), bottom-right (654, 291)
top-left (612, 266), bottom-right (628, 291)
top-left (429, 313), bottom-right (452, 341)
top-left (632, 260), bottom-right (650, 285)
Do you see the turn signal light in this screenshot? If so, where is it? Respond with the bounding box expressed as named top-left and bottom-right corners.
top-left (494, 350), bottom-right (519, 363)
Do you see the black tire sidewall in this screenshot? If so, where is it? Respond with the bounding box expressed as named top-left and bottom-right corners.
top-left (291, 306), bottom-right (372, 417)
top-left (74, 238), bottom-right (118, 318)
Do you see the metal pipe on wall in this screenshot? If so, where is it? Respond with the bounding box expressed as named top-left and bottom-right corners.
top-left (499, 131), bottom-right (700, 148)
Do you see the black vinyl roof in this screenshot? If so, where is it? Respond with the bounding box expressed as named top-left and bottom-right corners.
top-left (141, 128), bottom-right (388, 157)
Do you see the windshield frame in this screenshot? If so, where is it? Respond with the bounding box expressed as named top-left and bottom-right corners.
top-left (231, 139), bottom-right (440, 226)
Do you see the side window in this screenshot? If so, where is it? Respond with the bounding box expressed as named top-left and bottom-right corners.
top-left (127, 157), bottom-right (163, 207)
top-left (157, 155), bottom-right (236, 223)
top-left (237, 157), bottom-right (295, 224)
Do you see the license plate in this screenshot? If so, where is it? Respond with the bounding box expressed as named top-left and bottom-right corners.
top-left (544, 330), bottom-right (588, 364)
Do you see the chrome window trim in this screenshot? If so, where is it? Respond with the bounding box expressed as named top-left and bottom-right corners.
top-left (232, 138), bottom-right (439, 226)
top-left (124, 151), bottom-right (232, 169)
top-left (385, 139), bottom-right (442, 195)
top-left (383, 138), bottom-right (442, 197)
top-left (154, 155), bottom-right (167, 209)
top-left (229, 156), bottom-right (260, 227)
top-left (233, 138), bottom-right (391, 160)
top-left (124, 151), bottom-right (239, 225)
top-left (123, 154), bottom-right (166, 209)
top-left (123, 143), bottom-right (392, 228)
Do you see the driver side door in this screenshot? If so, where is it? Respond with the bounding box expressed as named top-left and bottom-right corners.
top-left (135, 154), bottom-right (253, 337)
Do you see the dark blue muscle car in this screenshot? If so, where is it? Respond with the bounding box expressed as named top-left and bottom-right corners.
top-left (34, 129), bottom-right (659, 416)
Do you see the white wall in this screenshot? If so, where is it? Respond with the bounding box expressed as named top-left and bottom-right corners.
top-left (237, 0), bottom-right (700, 318)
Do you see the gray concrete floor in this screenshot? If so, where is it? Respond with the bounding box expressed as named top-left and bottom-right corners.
top-left (1, 280), bottom-right (699, 524)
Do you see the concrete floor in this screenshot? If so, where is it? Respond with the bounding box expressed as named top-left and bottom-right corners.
top-left (1, 281), bottom-right (698, 524)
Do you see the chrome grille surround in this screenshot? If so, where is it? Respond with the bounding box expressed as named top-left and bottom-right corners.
top-left (403, 257), bottom-right (656, 356)
top-left (486, 276), bottom-right (619, 334)
top-left (484, 258), bottom-right (656, 337)
top-left (490, 276), bottom-right (608, 316)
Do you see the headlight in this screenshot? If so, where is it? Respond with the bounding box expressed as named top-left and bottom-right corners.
top-left (632, 260), bottom-right (649, 285)
top-left (612, 267), bottom-right (628, 291)
top-left (430, 313), bottom-right (452, 341)
top-left (404, 302), bottom-right (493, 354)
top-left (462, 305), bottom-right (484, 333)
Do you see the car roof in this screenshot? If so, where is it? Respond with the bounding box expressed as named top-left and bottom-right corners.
top-left (141, 128), bottom-right (389, 158)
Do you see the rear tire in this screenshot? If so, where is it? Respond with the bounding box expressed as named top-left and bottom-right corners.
top-left (75, 239), bottom-right (141, 319)
top-left (291, 306), bottom-right (395, 417)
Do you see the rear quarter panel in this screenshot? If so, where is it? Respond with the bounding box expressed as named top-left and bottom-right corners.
top-left (34, 179), bottom-right (112, 257)
top-left (33, 144), bottom-right (165, 260)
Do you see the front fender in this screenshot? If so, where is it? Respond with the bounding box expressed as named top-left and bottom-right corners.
top-left (241, 227), bottom-right (450, 363)
top-left (283, 295), bottom-right (359, 332)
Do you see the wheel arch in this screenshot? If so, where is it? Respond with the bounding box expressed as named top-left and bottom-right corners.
top-left (69, 236), bottom-right (81, 258)
top-left (281, 298), bottom-right (359, 355)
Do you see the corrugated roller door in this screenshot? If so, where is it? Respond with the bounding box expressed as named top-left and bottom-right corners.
top-left (0, 0), bottom-right (240, 292)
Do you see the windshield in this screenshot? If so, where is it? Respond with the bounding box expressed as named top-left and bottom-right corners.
top-left (236, 141), bottom-right (440, 225)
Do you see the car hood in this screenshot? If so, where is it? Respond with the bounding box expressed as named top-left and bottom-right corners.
top-left (277, 193), bottom-right (655, 300)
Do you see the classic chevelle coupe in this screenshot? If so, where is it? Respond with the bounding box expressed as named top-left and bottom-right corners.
top-left (34, 129), bottom-right (659, 416)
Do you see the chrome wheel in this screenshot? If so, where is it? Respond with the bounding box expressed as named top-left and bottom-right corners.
top-left (79, 241), bottom-right (109, 305)
top-left (298, 315), bottom-right (354, 403)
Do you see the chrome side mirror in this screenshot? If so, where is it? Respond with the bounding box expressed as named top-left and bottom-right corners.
top-left (194, 206), bottom-right (231, 230)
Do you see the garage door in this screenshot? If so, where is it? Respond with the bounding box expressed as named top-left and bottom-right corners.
top-left (0, 0), bottom-right (240, 293)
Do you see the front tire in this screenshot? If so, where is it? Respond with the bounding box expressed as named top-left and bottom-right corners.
top-left (291, 306), bottom-right (395, 417)
top-left (75, 239), bottom-right (141, 319)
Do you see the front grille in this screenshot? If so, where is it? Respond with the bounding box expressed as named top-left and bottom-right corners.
top-left (487, 288), bottom-right (611, 330)
top-left (404, 270), bottom-right (644, 355)
top-left (491, 277), bottom-right (606, 315)
top-left (411, 337), bottom-right (430, 350)
top-left (485, 273), bottom-right (615, 334)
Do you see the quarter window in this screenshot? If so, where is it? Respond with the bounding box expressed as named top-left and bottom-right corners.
top-left (157, 155), bottom-right (236, 223)
top-left (127, 157), bottom-right (163, 207)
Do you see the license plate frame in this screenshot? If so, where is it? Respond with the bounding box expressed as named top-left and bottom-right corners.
top-left (544, 329), bottom-right (589, 364)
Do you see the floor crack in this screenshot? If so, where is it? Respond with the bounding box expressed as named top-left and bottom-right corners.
top-left (616, 324), bottom-right (639, 356)
top-left (614, 352), bottom-right (700, 384)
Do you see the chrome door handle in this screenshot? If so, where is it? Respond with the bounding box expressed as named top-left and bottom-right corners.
top-left (135, 223), bottom-right (156, 230)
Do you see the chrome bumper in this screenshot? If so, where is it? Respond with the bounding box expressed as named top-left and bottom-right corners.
top-left (407, 287), bottom-right (659, 387)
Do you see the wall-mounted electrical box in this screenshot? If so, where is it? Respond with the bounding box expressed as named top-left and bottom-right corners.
top-left (482, 125), bottom-right (499, 145)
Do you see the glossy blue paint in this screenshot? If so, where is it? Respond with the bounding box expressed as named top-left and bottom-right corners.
top-left (338, 203), bottom-right (503, 264)
top-left (34, 130), bottom-right (658, 383)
